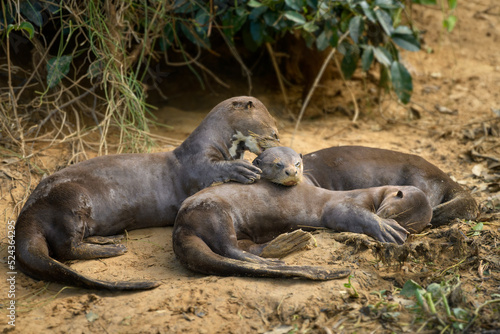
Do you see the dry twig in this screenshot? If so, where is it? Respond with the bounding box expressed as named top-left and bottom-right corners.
top-left (291, 30), bottom-right (350, 145)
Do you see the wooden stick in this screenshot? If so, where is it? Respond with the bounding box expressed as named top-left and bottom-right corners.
top-left (332, 55), bottom-right (359, 123)
top-left (291, 30), bottom-right (350, 146)
top-left (265, 42), bottom-right (288, 106)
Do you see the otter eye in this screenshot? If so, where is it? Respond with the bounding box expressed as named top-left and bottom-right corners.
top-left (276, 162), bottom-right (284, 169)
top-left (254, 159), bottom-right (261, 166)
top-left (295, 162), bottom-right (301, 168)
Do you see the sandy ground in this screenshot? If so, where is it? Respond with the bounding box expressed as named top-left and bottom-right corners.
top-left (1, 1), bottom-right (500, 333)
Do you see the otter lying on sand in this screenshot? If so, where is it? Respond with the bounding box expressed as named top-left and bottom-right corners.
top-left (173, 147), bottom-right (432, 279)
top-left (303, 146), bottom-right (478, 226)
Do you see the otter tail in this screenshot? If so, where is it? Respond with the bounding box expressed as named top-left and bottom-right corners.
top-left (173, 233), bottom-right (350, 280)
top-left (16, 227), bottom-right (159, 291)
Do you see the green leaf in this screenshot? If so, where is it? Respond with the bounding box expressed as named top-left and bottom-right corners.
top-left (341, 44), bottom-right (360, 80)
top-left (452, 307), bottom-right (469, 320)
top-left (19, 21), bottom-right (35, 39)
top-left (263, 11), bottom-right (280, 28)
top-left (373, 46), bottom-right (392, 66)
top-left (222, 11), bottom-right (248, 37)
top-left (284, 11), bottom-right (306, 25)
top-left (285, 0), bottom-right (304, 11)
top-left (472, 222), bottom-right (484, 231)
top-left (306, 0), bottom-right (318, 10)
top-left (361, 46), bottom-right (374, 72)
top-left (448, 0), bottom-right (457, 10)
top-left (195, 9), bottom-right (210, 26)
top-left (391, 26), bottom-right (420, 51)
top-left (375, 9), bottom-right (394, 36)
top-left (316, 29), bottom-right (331, 51)
top-left (248, 0), bottom-right (263, 8)
top-left (250, 20), bottom-right (264, 45)
top-left (46, 55), bottom-right (72, 89)
top-left (329, 27), bottom-right (339, 47)
top-left (426, 283), bottom-right (443, 299)
top-left (180, 23), bottom-right (208, 48)
top-left (443, 15), bottom-right (457, 32)
top-left (302, 21), bottom-right (319, 33)
top-left (391, 61), bottom-right (413, 104)
top-left (359, 2), bottom-right (376, 22)
top-left (400, 279), bottom-right (426, 298)
top-left (349, 16), bottom-right (364, 44)
top-left (249, 6), bottom-right (267, 20)
top-left (471, 222), bottom-right (483, 236)
top-left (375, 0), bottom-right (403, 9)
top-left (19, 0), bottom-right (43, 27)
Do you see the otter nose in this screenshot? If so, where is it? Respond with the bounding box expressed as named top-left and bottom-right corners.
top-left (285, 169), bottom-right (297, 176)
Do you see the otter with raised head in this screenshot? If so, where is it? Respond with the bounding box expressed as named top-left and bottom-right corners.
top-left (15, 96), bottom-right (280, 290)
top-left (172, 147), bottom-right (432, 279)
top-left (303, 146), bottom-right (479, 226)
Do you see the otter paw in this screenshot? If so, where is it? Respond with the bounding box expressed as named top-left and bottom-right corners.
top-left (229, 160), bottom-right (262, 184)
top-left (378, 219), bottom-right (409, 244)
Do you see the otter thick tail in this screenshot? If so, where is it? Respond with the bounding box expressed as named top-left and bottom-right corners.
top-left (173, 231), bottom-right (350, 280)
top-left (16, 230), bottom-right (160, 291)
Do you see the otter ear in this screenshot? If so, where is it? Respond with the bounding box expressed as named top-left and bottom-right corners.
top-left (299, 153), bottom-right (303, 159)
top-left (396, 190), bottom-right (404, 198)
top-left (253, 158), bottom-right (261, 167)
top-left (232, 100), bottom-right (254, 110)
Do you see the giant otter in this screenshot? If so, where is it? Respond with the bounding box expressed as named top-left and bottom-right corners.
top-left (15, 96), bottom-right (280, 290)
top-left (303, 146), bottom-right (479, 226)
top-left (172, 147), bottom-right (432, 279)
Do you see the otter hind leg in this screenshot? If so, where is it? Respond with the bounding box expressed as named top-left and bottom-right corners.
top-left (431, 192), bottom-right (479, 226)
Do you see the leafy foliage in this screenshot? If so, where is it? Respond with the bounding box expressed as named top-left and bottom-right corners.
top-left (3, 1), bottom-right (423, 104)
top-left (0, 0), bottom-right (452, 155)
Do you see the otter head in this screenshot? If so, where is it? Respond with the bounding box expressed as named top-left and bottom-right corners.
top-left (377, 187), bottom-right (432, 234)
top-left (218, 97), bottom-right (279, 158)
top-left (253, 147), bottom-right (303, 186)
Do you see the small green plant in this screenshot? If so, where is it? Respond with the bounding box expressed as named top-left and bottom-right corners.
top-left (366, 289), bottom-right (401, 321)
top-left (411, 0), bottom-right (458, 32)
top-left (344, 275), bottom-right (359, 298)
top-left (400, 277), bottom-right (472, 331)
top-left (467, 221), bottom-right (484, 237)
